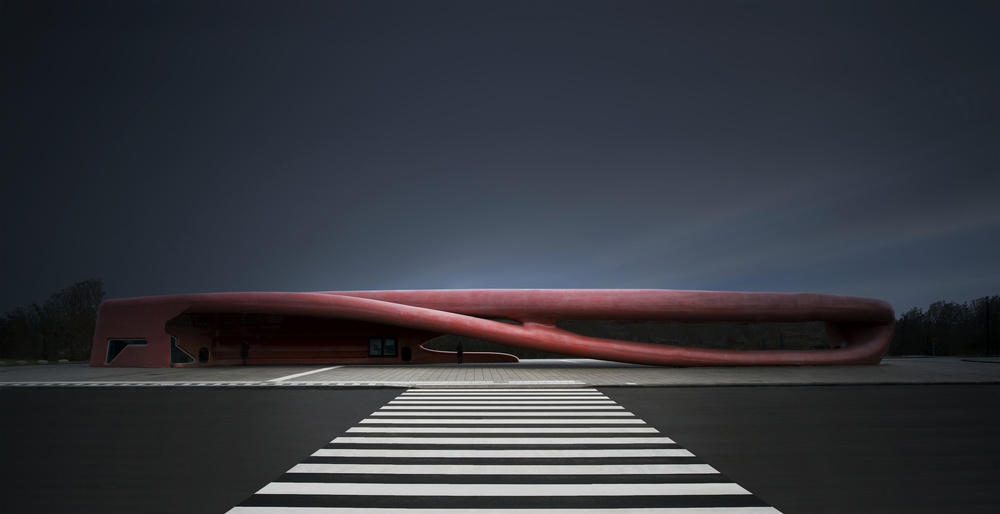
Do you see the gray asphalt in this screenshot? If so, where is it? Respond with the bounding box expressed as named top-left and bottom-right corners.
top-left (2, 384), bottom-right (997, 513)
top-left (2, 356), bottom-right (999, 387)
top-left (0, 387), bottom-right (403, 514)
top-left (607, 384), bottom-right (1000, 514)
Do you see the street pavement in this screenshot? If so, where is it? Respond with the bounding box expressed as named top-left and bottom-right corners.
top-left (229, 388), bottom-right (781, 513)
top-left (1, 356), bottom-right (998, 387)
top-left (1, 358), bottom-right (998, 513)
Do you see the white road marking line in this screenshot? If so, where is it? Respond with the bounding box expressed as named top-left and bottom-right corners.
top-left (397, 396), bottom-right (607, 400)
top-left (345, 426), bottom-right (660, 434)
top-left (389, 398), bottom-right (615, 405)
top-left (226, 507), bottom-right (781, 508)
top-left (312, 448), bottom-right (690, 458)
top-left (398, 392), bottom-right (604, 395)
top-left (400, 387), bottom-right (604, 396)
top-left (288, 463), bottom-right (717, 475)
top-left (330, 436), bottom-right (674, 445)
top-left (267, 367), bottom-right (342, 382)
top-left (380, 405), bottom-right (625, 410)
top-left (257, 482), bottom-right (751, 496)
top-left (369, 411), bottom-right (635, 417)
top-left (226, 387), bottom-right (784, 514)
top-left (358, 418), bottom-right (648, 424)
top-left (405, 388), bottom-right (599, 393)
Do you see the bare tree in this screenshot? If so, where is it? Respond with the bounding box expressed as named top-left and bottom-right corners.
top-left (0, 279), bottom-right (104, 361)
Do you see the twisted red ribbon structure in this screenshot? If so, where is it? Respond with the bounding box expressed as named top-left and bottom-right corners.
top-left (90, 289), bottom-right (895, 367)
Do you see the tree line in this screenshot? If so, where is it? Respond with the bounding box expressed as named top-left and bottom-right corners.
top-left (888, 295), bottom-right (999, 357)
top-left (0, 279), bottom-right (105, 361)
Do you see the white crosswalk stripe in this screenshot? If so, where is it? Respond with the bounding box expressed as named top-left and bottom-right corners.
top-left (358, 417), bottom-right (648, 424)
top-left (370, 411), bottom-right (637, 416)
top-left (287, 463), bottom-right (721, 475)
top-left (345, 426), bottom-right (660, 433)
top-left (312, 448), bottom-right (691, 457)
top-left (256, 482), bottom-right (753, 495)
top-left (227, 388), bottom-right (783, 513)
top-left (329, 436), bottom-right (673, 444)
top-left (388, 400), bottom-right (618, 404)
top-left (379, 405), bottom-right (626, 409)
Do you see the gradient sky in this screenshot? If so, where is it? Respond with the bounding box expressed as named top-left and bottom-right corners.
top-left (1, 0), bottom-right (997, 316)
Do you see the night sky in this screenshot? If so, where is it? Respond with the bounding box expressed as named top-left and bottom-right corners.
top-left (1, 0), bottom-right (997, 316)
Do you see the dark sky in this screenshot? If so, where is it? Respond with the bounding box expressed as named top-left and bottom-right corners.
top-left (1, 0), bottom-right (997, 316)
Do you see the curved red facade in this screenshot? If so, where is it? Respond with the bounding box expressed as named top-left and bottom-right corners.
top-left (89, 289), bottom-right (895, 367)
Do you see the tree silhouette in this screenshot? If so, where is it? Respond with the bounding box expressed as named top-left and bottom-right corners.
top-left (0, 279), bottom-right (105, 361)
top-left (890, 295), bottom-right (999, 356)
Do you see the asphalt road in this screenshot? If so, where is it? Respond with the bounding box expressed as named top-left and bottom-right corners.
top-left (607, 385), bottom-right (1000, 514)
top-left (0, 387), bottom-right (403, 514)
top-left (1, 385), bottom-right (997, 514)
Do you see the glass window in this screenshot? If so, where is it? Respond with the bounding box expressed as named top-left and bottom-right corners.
top-left (170, 336), bottom-right (195, 364)
top-left (369, 337), bottom-right (397, 357)
top-left (383, 337), bottom-right (397, 356)
top-left (369, 337), bottom-right (383, 356)
top-left (105, 339), bottom-right (147, 364)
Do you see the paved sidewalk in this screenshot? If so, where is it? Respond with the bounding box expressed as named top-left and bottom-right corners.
top-left (1, 357), bottom-right (997, 387)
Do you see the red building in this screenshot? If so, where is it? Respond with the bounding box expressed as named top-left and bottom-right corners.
top-left (90, 289), bottom-right (894, 367)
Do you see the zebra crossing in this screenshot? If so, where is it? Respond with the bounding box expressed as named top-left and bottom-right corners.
top-left (227, 388), bottom-right (782, 513)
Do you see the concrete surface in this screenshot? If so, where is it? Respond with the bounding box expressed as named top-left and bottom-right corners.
top-left (1, 357), bottom-right (997, 387)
